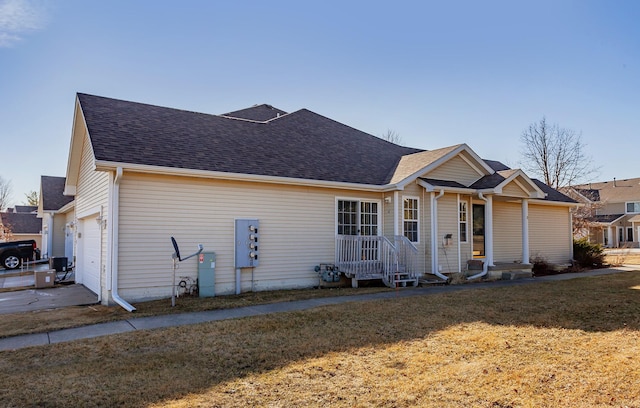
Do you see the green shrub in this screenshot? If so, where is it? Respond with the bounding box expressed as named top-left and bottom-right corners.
top-left (573, 238), bottom-right (604, 267)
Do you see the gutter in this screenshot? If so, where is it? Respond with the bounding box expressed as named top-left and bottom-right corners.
top-left (95, 160), bottom-right (405, 193)
top-left (109, 167), bottom-right (136, 312)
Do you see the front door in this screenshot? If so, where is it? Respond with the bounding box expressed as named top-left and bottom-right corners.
top-left (337, 200), bottom-right (379, 260)
top-left (473, 204), bottom-right (485, 257)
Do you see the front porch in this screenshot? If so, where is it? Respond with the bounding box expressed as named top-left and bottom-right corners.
top-left (335, 235), bottom-right (420, 288)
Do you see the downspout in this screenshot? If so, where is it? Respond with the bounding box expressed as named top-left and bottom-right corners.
top-left (431, 189), bottom-right (448, 281)
top-left (110, 167), bottom-right (136, 312)
top-left (467, 192), bottom-right (490, 280)
top-left (457, 194), bottom-right (461, 273)
top-left (522, 198), bottom-right (530, 264)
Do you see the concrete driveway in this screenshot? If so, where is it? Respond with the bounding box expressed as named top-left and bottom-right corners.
top-left (0, 262), bottom-right (98, 314)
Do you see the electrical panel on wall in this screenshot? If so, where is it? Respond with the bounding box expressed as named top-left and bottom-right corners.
top-left (235, 219), bottom-right (259, 268)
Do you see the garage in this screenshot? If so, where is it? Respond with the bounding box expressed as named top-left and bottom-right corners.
top-left (78, 216), bottom-right (101, 295)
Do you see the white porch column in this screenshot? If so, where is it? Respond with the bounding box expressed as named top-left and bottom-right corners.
top-left (485, 194), bottom-right (494, 266)
top-left (521, 199), bottom-right (530, 264)
top-left (607, 227), bottom-right (613, 248)
top-left (393, 191), bottom-right (399, 236)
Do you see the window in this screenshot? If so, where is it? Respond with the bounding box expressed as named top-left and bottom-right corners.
top-left (337, 200), bottom-right (379, 236)
top-left (626, 202), bottom-right (640, 213)
top-left (627, 227), bottom-right (634, 242)
top-left (337, 200), bottom-right (358, 235)
top-left (403, 197), bottom-right (419, 242)
top-left (459, 200), bottom-right (468, 242)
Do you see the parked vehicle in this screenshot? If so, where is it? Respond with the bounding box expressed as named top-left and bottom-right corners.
top-left (0, 240), bottom-right (38, 270)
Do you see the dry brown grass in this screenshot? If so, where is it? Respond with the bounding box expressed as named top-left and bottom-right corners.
top-left (1, 272), bottom-right (639, 407)
top-left (0, 285), bottom-right (391, 338)
top-left (605, 252), bottom-right (640, 266)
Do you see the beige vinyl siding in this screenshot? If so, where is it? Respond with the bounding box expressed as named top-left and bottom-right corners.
top-left (401, 182), bottom-right (430, 274)
top-left (75, 132), bottom-right (109, 218)
top-left (435, 193), bottom-right (458, 274)
top-left (51, 213), bottom-right (66, 257)
top-left (493, 201), bottom-right (524, 263)
top-left (7, 233), bottom-right (41, 248)
top-left (501, 182), bottom-right (529, 198)
top-left (599, 202), bottom-right (625, 215)
top-left (383, 193), bottom-right (394, 239)
top-left (117, 172), bottom-right (383, 300)
top-left (529, 204), bottom-right (571, 264)
top-left (424, 155), bottom-right (482, 186)
top-left (75, 131), bottom-right (109, 300)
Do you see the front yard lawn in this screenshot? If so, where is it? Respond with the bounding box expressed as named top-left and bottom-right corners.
top-left (1, 272), bottom-right (639, 407)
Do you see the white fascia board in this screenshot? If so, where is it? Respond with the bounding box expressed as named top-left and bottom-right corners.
top-left (394, 144), bottom-right (494, 190)
top-left (566, 187), bottom-right (595, 204)
top-left (528, 199), bottom-right (582, 208)
top-left (416, 179), bottom-right (475, 194)
top-left (462, 143), bottom-right (496, 174)
top-left (58, 200), bottom-right (75, 214)
top-left (95, 161), bottom-right (393, 192)
top-left (496, 169), bottom-right (545, 199)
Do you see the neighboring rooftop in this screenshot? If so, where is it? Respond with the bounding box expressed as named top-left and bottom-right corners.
top-left (41, 176), bottom-right (74, 211)
top-left (0, 212), bottom-right (41, 234)
top-left (571, 177), bottom-right (640, 202)
top-left (12, 206), bottom-right (37, 214)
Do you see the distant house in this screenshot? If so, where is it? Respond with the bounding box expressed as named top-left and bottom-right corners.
top-left (64, 93), bottom-right (576, 309)
top-left (0, 207), bottom-right (42, 248)
top-left (38, 175), bottom-right (75, 263)
top-left (565, 178), bottom-right (640, 248)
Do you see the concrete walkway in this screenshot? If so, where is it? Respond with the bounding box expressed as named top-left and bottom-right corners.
top-left (0, 266), bottom-right (637, 352)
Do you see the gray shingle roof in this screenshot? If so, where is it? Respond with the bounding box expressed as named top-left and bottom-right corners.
top-left (41, 176), bottom-right (74, 211)
top-left (571, 178), bottom-right (640, 203)
top-left (420, 178), bottom-right (468, 188)
top-left (592, 214), bottom-right (624, 223)
top-left (0, 212), bottom-right (41, 234)
top-left (532, 179), bottom-right (576, 203)
top-left (222, 104), bottom-right (288, 122)
top-left (14, 206), bottom-right (37, 213)
top-left (76, 93), bottom-right (573, 204)
top-left (77, 93), bottom-right (421, 185)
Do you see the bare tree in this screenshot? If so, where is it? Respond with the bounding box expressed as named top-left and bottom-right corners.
top-left (0, 176), bottom-right (13, 211)
top-left (519, 117), bottom-right (597, 189)
top-left (379, 129), bottom-right (402, 145)
top-left (24, 190), bottom-right (39, 206)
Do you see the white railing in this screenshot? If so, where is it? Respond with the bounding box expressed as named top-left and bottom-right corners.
top-left (335, 235), bottom-right (418, 286)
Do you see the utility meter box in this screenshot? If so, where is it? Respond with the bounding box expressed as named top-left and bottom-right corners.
top-left (235, 219), bottom-right (259, 268)
top-left (198, 252), bottom-right (216, 297)
top-left (34, 269), bottom-right (56, 288)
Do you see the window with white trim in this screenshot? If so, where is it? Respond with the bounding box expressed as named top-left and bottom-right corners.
top-left (403, 197), bottom-right (419, 242)
top-left (337, 200), bottom-right (379, 236)
top-left (626, 202), bottom-right (640, 213)
top-left (459, 200), bottom-right (468, 242)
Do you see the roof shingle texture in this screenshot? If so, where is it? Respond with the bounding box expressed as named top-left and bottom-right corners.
top-left (78, 93), bottom-right (421, 186)
top-left (1, 213), bottom-right (41, 234)
top-left (571, 178), bottom-right (640, 203)
top-left (41, 176), bottom-right (74, 211)
top-left (222, 104), bottom-right (288, 122)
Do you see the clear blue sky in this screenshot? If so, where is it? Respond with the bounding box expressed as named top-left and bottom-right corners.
top-left (1, 0), bottom-right (639, 208)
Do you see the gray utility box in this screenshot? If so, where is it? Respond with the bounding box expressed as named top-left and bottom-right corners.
top-left (198, 252), bottom-right (216, 297)
top-left (235, 219), bottom-right (259, 268)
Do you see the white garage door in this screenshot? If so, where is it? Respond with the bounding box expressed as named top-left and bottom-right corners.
top-left (79, 217), bottom-right (101, 295)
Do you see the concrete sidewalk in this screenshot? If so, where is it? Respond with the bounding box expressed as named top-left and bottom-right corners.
top-left (0, 266), bottom-right (637, 352)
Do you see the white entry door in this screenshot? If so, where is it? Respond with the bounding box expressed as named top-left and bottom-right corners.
top-left (79, 217), bottom-right (101, 295)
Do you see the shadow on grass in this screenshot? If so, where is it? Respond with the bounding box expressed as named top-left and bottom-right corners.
top-left (1, 271), bottom-right (639, 407)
